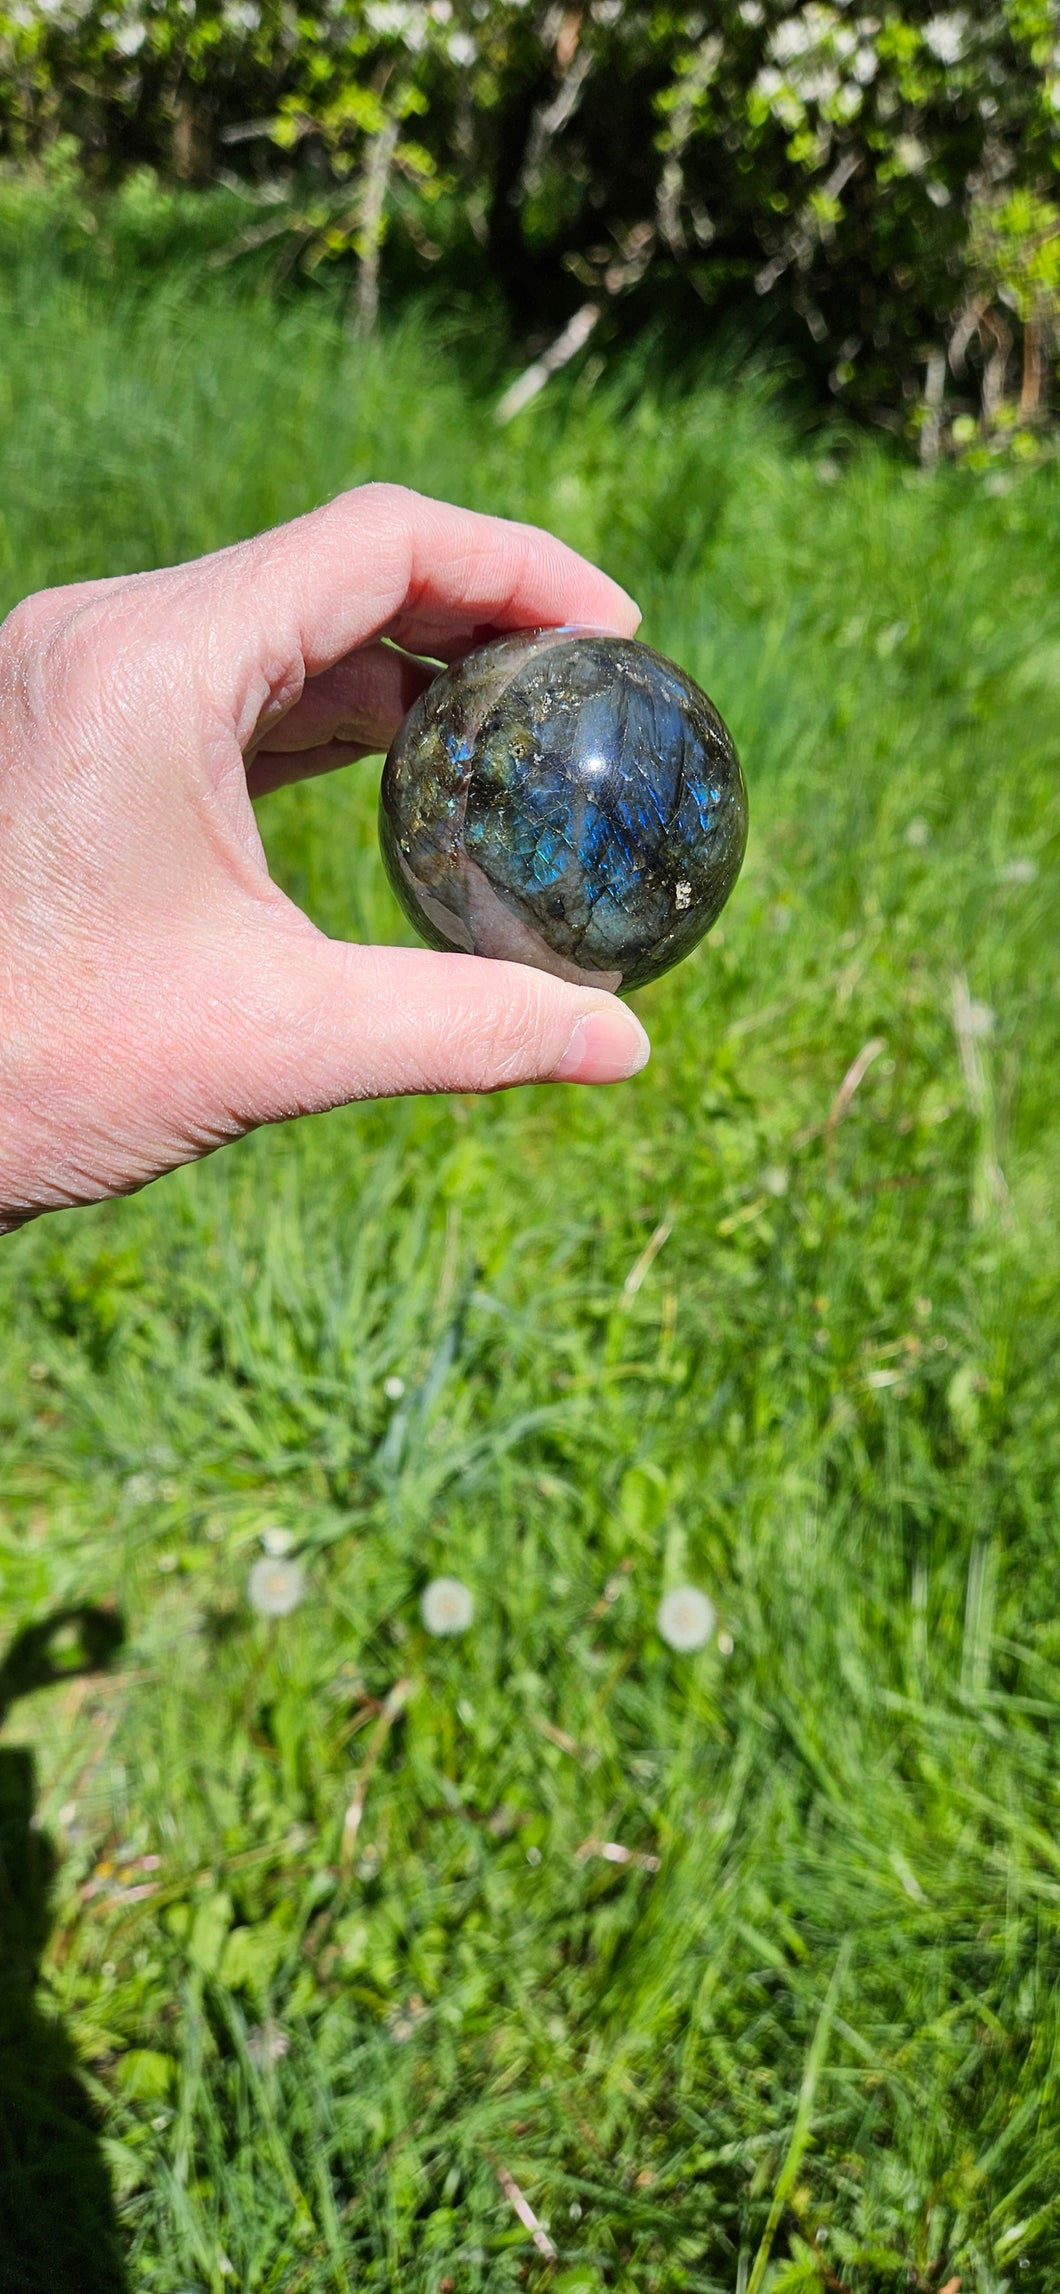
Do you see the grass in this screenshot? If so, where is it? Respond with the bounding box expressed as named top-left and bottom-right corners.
top-left (0, 208), bottom-right (1059, 2294)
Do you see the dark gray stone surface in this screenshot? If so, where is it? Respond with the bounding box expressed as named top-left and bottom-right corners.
top-left (380, 628), bottom-right (747, 991)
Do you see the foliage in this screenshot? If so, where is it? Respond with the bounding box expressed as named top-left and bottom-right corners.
top-left (0, 231), bottom-right (1059, 2288)
top-left (950, 186), bottom-right (1060, 443)
top-left (0, 1), bottom-right (1059, 436)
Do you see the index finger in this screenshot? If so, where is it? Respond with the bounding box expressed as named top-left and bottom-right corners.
top-left (165, 483), bottom-right (641, 743)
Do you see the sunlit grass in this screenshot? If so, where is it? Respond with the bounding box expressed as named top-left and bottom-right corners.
top-left (0, 216), bottom-right (1059, 2292)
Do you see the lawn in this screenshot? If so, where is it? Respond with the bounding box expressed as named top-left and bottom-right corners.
top-left (0, 202), bottom-right (1059, 2294)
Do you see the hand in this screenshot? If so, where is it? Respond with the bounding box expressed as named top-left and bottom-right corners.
top-left (0, 484), bottom-right (650, 1230)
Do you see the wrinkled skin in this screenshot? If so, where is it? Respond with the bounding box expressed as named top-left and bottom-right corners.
top-left (0, 485), bottom-right (649, 1230)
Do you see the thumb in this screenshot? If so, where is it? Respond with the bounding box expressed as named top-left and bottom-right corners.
top-left (223, 930), bottom-right (651, 1123)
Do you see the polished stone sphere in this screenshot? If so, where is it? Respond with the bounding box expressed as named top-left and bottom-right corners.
top-left (379, 627), bottom-right (747, 992)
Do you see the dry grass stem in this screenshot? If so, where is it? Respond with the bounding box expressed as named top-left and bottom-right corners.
top-left (339, 1679), bottom-right (412, 1865)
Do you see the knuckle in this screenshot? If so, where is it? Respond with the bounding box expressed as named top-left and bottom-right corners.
top-left (350, 479), bottom-right (416, 519)
top-left (39, 605), bottom-right (120, 720)
top-left (0, 595), bottom-right (39, 656)
top-left (342, 480), bottom-right (426, 552)
top-left (0, 586), bottom-right (66, 664)
top-left (0, 589), bottom-right (139, 748)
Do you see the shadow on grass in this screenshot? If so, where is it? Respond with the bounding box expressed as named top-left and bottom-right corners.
top-left (0, 1606), bottom-right (130, 2292)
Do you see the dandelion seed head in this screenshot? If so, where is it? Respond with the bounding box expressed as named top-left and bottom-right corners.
top-left (1000, 856), bottom-right (1037, 885)
top-left (246, 2020), bottom-right (290, 2067)
top-left (247, 1556), bottom-right (305, 1618)
top-left (383, 1374), bottom-right (406, 1401)
top-left (657, 1585), bottom-right (716, 1652)
top-left (905, 817), bottom-right (930, 848)
top-left (260, 1525), bottom-right (294, 1557)
top-left (421, 1575), bottom-right (474, 1636)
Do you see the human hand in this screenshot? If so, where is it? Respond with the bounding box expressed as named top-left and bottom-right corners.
top-left (0, 484), bottom-right (650, 1230)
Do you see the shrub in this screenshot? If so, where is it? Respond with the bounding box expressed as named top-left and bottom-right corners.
top-left (1, 1), bottom-right (1057, 441)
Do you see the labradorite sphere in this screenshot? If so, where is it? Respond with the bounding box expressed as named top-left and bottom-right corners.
top-left (379, 627), bottom-right (747, 992)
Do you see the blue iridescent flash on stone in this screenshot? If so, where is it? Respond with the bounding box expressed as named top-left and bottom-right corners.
top-left (379, 627), bottom-right (747, 992)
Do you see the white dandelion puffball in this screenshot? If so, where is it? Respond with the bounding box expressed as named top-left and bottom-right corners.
top-left (260, 1525), bottom-right (294, 1557)
top-left (247, 1556), bottom-right (306, 1618)
top-left (657, 1585), bottom-right (716, 1653)
top-left (421, 1576), bottom-right (474, 1636)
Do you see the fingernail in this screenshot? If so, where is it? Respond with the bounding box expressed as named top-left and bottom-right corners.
top-left (550, 1004), bottom-right (651, 1084)
top-left (609, 588), bottom-right (642, 635)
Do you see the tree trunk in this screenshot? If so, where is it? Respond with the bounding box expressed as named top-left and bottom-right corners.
top-left (919, 348), bottom-right (946, 469)
top-left (981, 313), bottom-right (1013, 428)
top-left (354, 114), bottom-right (400, 338)
top-left (171, 88), bottom-right (206, 183)
top-left (1020, 305), bottom-right (1046, 421)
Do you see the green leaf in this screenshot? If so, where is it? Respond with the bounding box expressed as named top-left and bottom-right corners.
top-left (114, 2048), bottom-right (176, 2102)
top-left (219, 1919), bottom-right (290, 1999)
top-left (187, 1889), bottom-right (233, 1976)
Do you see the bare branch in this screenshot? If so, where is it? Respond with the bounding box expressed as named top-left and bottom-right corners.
top-left (494, 300), bottom-right (600, 424)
